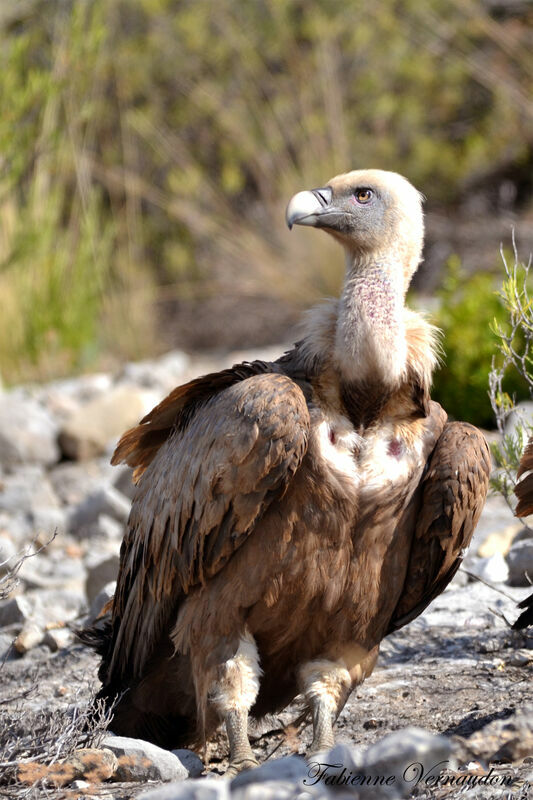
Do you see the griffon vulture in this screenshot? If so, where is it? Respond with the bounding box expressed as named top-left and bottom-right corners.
top-left (88, 169), bottom-right (491, 773)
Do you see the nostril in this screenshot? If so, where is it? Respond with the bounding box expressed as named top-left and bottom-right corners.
top-left (312, 187), bottom-right (332, 207)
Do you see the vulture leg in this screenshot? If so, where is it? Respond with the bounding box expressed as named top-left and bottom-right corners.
top-left (224, 708), bottom-right (258, 776)
top-left (299, 659), bottom-right (352, 757)
top-left (208, 632), bottom-right (261, 775)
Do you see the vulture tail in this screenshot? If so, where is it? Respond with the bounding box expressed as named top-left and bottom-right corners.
top-left (512, 590), bottom-right (533, 630)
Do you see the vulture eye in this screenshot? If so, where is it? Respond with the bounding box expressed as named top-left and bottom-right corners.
top-left (353, 188), bottom-right (373, 205)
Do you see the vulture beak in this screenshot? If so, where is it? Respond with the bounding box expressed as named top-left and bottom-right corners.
top-left (286, 186), bottom-right (336, 230)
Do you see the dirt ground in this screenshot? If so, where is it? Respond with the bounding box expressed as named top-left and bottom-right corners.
top-left (1, 579), bottom-right (531, 800)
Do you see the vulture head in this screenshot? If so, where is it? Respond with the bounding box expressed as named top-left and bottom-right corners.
top-left (286, 169), bottom-right (424, 292)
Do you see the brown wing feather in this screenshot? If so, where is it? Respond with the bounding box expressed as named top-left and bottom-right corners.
top-left (111, 360), bottom-right (277, 482)
top-left (388, 421), bottom-right (491, 632)
top-left (104, 372), bottom-right (309, 685)
top-left (515, 436), bottom-right (533, 517)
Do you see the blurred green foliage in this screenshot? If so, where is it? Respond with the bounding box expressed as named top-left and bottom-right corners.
top-left (0, 0), bottom-right (531, 385)
top-left (432, 257), bottom-right (529, 428)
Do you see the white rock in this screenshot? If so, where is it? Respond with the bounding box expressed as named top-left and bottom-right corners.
top-left (29, 507), bottom-right (67, 539)
top-left (357, 727), bottom-right (453, 797)
top-left (113, 465), bottom-right (136, 500)
top-left (170, 749), bottom-right (204, 778)
top-left (118, 350), bottom-right (189, 393)
top-left (0, 467), bottom-right (59, 514)
top-left (0, 595), bottom-right (34, 628)
top-left (43, 626), bottom-right (74, 651)
top-left (468, 553), bottom-right (509, 584)
top-left (78, 514), bottom-right (124, 542)
top-left (139, 778), bottom-right (230, 800)
top-left (0, 631), bottom-right (17, 660)
top-left (59, 385), bottom-right (158, 460)
top-left (0, 394), bottom-right (60, 468)
top-left (85, 552), bottom-right (120, 603)
top-left (15, 620), bottom-right (45, 653)
top-left (101, 734), bottom-right (189, 782)
top-left (69, 486), bottom-right (131, 532)
top-left (506, 539), bottom-right (533, 586)
top-left (231, 756), bottom-right (309, 789)
top-left (88, 580), bottom-right (116, 622)
top-left (49, 460), bottom-right (114, 506)
top-left (0, 534), bottom-right (18, 573)
top-left (18, 552), bottom-right (86, 592)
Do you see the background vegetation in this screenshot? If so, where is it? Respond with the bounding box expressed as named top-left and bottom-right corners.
top-left (1, 0), bottom-right (532, 424)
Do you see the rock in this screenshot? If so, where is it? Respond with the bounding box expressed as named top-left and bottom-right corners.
top-left (506, 539), bottom-right (533, 586)
top-left (70, 781), bottom-right (91, 790)
top-left (361, 727), bottom-right (453, 796)
top-left (101, 734), bottom-right (189, 782)
top-left (113, 465), bottom-right (136, 500)
top-left (139, 779), bottom-right (230, 800)
top-left (468, 553), bottom-right (509, 584)
top-left (65, 747), bottom-right (118, 782)
top-left (0, 534), bottom-right (18, 572)
top-left (170, 749), bottom-right (205, 778)
top-left (504, 402), bottom-right (533, 440)
top-left (88, 580), bottom-right (116, 622)
top-left (25, 588), bottom-right (86, 626)
top-left (18, 551), bottom-right (86, 592)
top-left (231, 756), bottom-right (309, 789)
top-left (0, 394), bottom-right (59, 468)
top-left (0, 467), bottom-right (59, 514)
top-left (69, 486), bottom-right (131, 532)
top-left (0, 631), bottom-right (17, 660)
top-left (477, 523), bottom-right (522, 558)
top-left (233, 781), bottom-right (326, 799)
top-left (43, 626), bottom-right (74, 652)
top-left (49, 459), bottom-right (114, 505)
top-left (466, 708), bottom-right (533, 763)
top-left (85, 552), bottom-right (120, 603)
top-left (29, 507), bottom-right (67, 539)
top-left (14, 621), bottom-right (45, 653)
top-left (58, 385), bottom-right (158, 460)
top-left (0, 595), bottom-right (34, 627)
top-left (117, 350), bottom-right (189, 393)
top-left (78, 513), bottom-right (124, 542)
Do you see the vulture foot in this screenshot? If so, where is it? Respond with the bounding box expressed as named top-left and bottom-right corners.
top-left (224, 707), bottom-right (258, 776)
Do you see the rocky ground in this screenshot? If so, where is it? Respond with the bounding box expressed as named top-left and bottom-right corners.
top-left (0, 346), bottom-right (532, 800)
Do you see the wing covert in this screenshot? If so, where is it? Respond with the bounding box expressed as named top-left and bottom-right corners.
top-left (105, 372), bottom-right (309, 682)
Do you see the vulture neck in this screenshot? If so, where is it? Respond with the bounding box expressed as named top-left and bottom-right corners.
top-left (335, 253), bottom-right (408, 391)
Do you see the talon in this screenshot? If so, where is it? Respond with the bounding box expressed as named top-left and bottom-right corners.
top-left (226, 757), bottom-right (259, 776)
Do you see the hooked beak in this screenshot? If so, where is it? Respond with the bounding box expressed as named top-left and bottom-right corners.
top-left (285, 186), bottom-right (334, 230)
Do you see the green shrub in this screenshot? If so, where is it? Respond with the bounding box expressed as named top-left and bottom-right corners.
top-left (431, 257), bottom-right (529, 428)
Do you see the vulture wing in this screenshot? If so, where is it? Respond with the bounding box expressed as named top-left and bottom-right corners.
top-left (388, 422), bottom-right (491, 632)
top-left (515, 435), bottom-right (533, 517)
top-left (512, 590), bottom-right (533, 629)
top-left (105, 371), bottom-right (310, 684)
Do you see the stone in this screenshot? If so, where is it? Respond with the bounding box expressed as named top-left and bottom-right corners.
top-left (0, 631), bottom-right (18, 660)
top-left (361, 727), bottom-right (453, 796)
top-left (100, 734), bottom-right (189, 783)
top-left (58, 385), bottom-right (158, 460)
top-left (466, 707), bottom-right (533, 763)
top-left (170, 749), bottom-right (205, 778)
top-left (0, 393), bottom-right (60, 468)
top-left (49, 459), bottom-right (113, 506)
top-left (139, 779), bottom-right (230, 800)
top-left (468, 553), bottom-right (509, 584)
top-left (43, 626), bottom-right (74, 652)
top-left (0, 534), bottom-right (18, 572)
top-left (18, 551), bottom-right (86, 592)
top-left (85, 552), bottom-right (120, 603)
top-left (25, 588), bottom-right (87, 625)
top-left (88, 580), bottom-right (116, 622)
top-left (69, 486), bottom-right (131, 532)
top-left (0, 467), bottom-right (59, 514)
top-left (113, 465), bottom-right (136, 500)
top-left (506, 539), bottom-right (533, 586)
top-left (14, 621), bottom-right (45, 653)
top-left (117, 350), bottom-right (189, 393)
top-left (64, 747), bottom-right (118, 782)
top-left (233, 781), bottom-right (325, 799)
top-left (231, 756), bottom-right (309, 790)
top-left (0, 595), bottom-right (34, 628)
top-left (78, 513), bottom-right (124, 542)
top-left (29, 507), bottom-right (67, 540)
